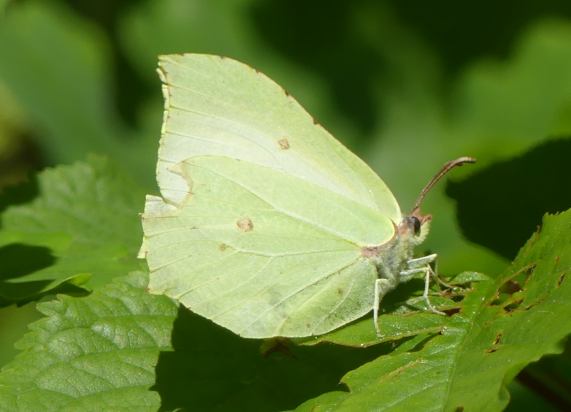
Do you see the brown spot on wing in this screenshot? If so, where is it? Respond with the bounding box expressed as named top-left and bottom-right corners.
top-left (237, 217), bottom-right (254, 232)
top-left (277, 138), bottom-right (290, 150)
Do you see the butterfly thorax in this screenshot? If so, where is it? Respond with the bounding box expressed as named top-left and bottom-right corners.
top-left (362, 214), bottom-right (431, 290)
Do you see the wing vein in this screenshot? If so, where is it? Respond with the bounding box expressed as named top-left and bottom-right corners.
top-left (235, 258), bottom-right (360, 334)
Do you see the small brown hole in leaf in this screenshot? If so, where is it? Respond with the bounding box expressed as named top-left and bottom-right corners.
top-left (524, 301), bottom-right (538, 311)
top-left (218, 243), bottom-right (228, 251)
top-left (337, 288), bottom-right (343, 296)
top-left (485, 348), bottom-right (498, 354)
top-left (503, 299), bottom-right (523, 313)
top-left (522, 264), bottom-right (536, 283)
top-left (450, 295), bottom-right (464, 303)
top-left (493, 332), bottom-right (502, 345)
top-left (454, 406), bottom-right (464, 412)
top-left (489, 293), bottom-right (502, 306)
top-left (558, 272), bottom-right (566, 287)
top-left (277, 138), bottom-right (290, 150)
top-left (501, 280), bottom-right (522, 294)
top-left (443, 307), bottom-right (460, 316)
top-left (236, 218), bottom-right (254, 232)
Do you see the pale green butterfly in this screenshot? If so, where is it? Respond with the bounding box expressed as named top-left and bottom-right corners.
top-left (139, 54), bottom-right (474, 339)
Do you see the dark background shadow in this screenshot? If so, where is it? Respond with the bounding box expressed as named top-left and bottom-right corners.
top-left (0, 244), bottom-right (56, 306)
top-left (154, 306), bottom-right (399, 411)
top-left (447, 136), bottom-right (571, 260)
top-left (57, 0), bottom-right (571, 146)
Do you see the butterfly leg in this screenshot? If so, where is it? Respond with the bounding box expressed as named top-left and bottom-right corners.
top-left (406, 253), bottom-right (437, 269)
top-left (422, 265), bottom-right (446, 315)
top-left (400, 257), bottom-right (445, 315)
top-left (374, 278), bottom-right (393, 337)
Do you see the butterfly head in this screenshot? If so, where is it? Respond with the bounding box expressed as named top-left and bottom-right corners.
top-left (399, 210), bottom-right (432, 246)
top-left (400, 156), bottom-right (476, 245)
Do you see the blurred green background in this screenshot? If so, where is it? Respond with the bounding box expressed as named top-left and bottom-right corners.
top-left (0, 0), bottom-right (570, 409)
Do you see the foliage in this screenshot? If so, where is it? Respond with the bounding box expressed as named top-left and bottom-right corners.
top-left (0, 272), bottom-right (177, 411)
top-left (0, 156), bottom-right (569, 409)
top-left (0, 157), bottom-right (144, 305)
top-left (296, 211), bottom-right (571, 411)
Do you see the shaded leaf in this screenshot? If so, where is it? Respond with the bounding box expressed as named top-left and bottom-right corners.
top-left (154, 307), bottom-right (390, 411)
top-left (447, 137), bottom-right (571, 259)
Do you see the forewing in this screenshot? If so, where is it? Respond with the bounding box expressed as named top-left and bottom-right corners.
top-left (156, 54), bottom-right (401, 223)
top-left (142, 157), bottom-right (391, 338)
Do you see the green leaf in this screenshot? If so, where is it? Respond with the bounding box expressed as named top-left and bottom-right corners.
top-left (0, 303), bottom-right (40, 368)
top-left (0, 272), bottom-right (177, 411)
top-left (298, 271), bottom-right (487, 348)
top-left (0, 157), bottom-right (144, 304)
top-left (296, 209), bottom-right (571, 411)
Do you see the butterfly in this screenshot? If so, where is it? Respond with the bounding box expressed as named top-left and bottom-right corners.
top-left (139, 54), bottom-right (474, 338)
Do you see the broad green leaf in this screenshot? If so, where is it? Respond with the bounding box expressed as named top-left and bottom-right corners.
top-left (296, 209), bottom-right (571, 411)
top-left (0, 272), bottom-right (177, 411)
top-left (0, 157), bottom-right (144, 304)
top-left (0, 303), bottom-right (40, 368)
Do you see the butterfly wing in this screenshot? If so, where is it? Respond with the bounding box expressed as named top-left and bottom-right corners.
top-left (142, 54), bottom-right (402, 337)
top-left (155, 54), bottom-right (401, 221)
top-left (143, 157), bottom-right (394, 337)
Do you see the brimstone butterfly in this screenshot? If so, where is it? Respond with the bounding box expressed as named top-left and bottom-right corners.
top-left (139, 54), bottom-right (474, 338)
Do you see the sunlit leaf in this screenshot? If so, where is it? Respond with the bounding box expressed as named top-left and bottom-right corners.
top-left (0, 157), bottom-right (144, 304)
top-left (0, 272), bottom-right (177, 411)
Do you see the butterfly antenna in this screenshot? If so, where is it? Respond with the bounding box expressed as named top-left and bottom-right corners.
top-left (411, 156), bottom-right (476, 214)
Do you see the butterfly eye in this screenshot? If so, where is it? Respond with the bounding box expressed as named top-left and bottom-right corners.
top-left (412, 216), bottom-right (421, 236)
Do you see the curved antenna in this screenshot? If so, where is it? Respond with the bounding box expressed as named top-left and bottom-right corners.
top-left (411, 156), bottom-right (476, 213)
